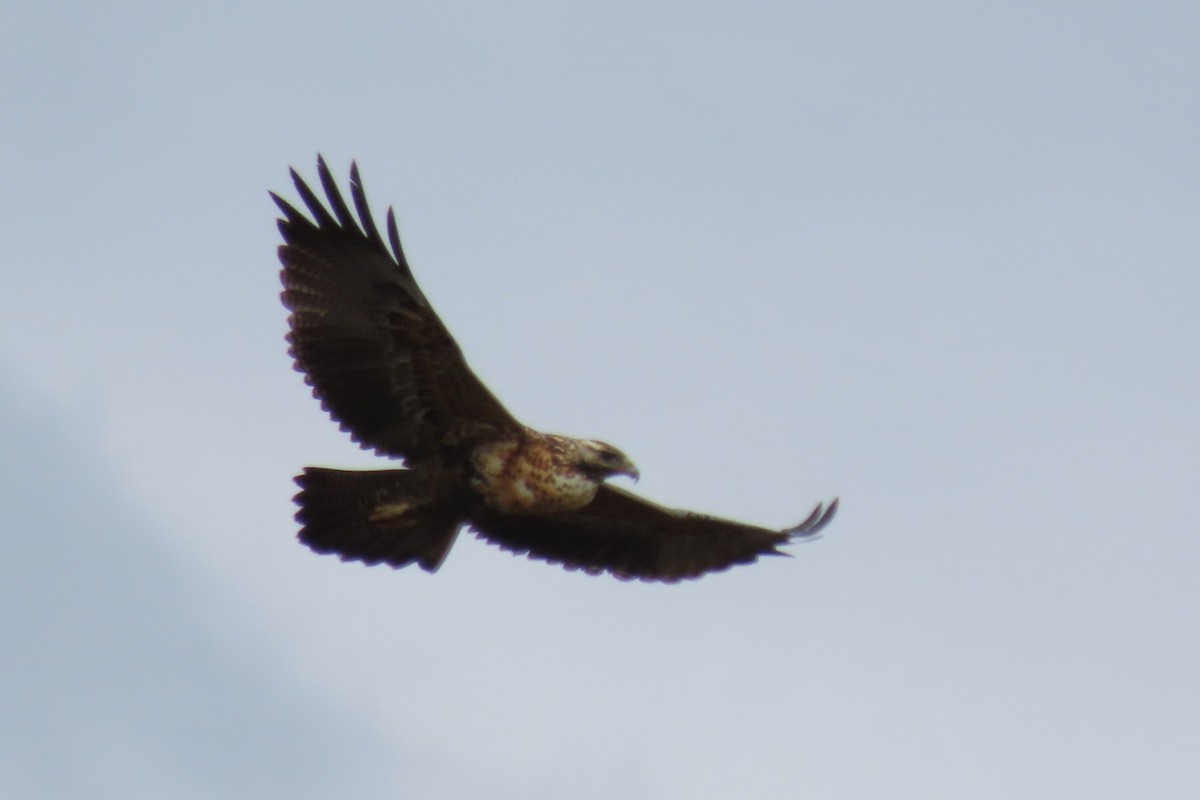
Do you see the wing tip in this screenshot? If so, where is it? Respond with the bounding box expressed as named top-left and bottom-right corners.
top-left (786, 497), bottom-right (839, 542)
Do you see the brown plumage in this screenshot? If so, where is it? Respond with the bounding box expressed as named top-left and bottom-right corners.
top-left (275, 157), bottom-right (836, 582)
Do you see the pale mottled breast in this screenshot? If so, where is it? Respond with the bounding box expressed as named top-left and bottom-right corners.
top-left (470, 434), bottom-right (600, 514)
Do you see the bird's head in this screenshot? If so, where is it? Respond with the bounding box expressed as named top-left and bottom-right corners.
top-left (576, 439), bottom-right (640, 482)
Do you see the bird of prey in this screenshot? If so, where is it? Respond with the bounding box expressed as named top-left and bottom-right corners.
top-left (273, 157), bottom-right (837, 582)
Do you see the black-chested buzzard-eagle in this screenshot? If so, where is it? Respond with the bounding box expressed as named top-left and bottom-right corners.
top-left (274, 157), bottom-right (836, 582)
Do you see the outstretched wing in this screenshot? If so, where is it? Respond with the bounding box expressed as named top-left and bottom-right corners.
top-left (274, 157), bottom-right (522, 461)
top-left (469, 487), bottom-right (838, 582)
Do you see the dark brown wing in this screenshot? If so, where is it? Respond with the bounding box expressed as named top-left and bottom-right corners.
top-left (274, 157), bottom-right (522, 461)
top-left (469, 487), bottom-right (838, 582)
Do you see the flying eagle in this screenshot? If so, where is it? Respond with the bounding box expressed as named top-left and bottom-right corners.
top-left (274, 157), bottom-right (837, 582)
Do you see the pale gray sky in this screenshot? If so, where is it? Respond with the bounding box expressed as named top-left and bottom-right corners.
top-left (3, 1), bottom-right (1198, 797)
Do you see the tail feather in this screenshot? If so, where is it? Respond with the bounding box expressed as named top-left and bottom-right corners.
top-left (293, 467), bottom-right (463, 572)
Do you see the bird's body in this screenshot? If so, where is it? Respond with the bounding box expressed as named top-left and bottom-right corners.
top-left (274, 157), bottom-right (836, 582)
top-left (469, 434), bottom-right (625, 515)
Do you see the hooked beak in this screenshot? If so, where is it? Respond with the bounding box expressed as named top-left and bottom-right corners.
top-left (617, 459), bottom-right (640, 483)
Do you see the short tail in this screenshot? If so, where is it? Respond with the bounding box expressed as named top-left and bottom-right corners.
top-left (293, 467), bottom-right (463, 572)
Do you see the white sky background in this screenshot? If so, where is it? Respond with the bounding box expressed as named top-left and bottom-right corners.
top-left (2, 0), bottom-right (1198, 797)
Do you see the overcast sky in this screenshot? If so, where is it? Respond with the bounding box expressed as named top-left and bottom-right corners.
top-left (3, 1), bottom-right (1198, 797)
